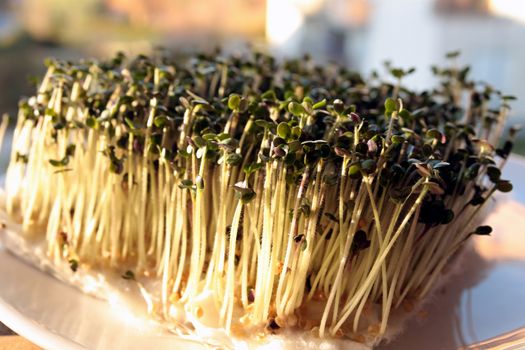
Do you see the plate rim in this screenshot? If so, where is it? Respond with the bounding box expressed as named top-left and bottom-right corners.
top-left (0, 244), bottom-right (85, 350)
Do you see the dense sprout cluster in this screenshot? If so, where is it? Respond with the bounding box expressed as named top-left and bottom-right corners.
top-left (3, 50), bottom-right (517, 344)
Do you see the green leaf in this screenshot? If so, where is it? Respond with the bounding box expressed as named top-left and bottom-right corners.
top-left (277, 122), bottom-right (291, 139)
top-left (69, 259), bottom-right (79, 272)
top-left (15, 152), bottom-right (29, 164)
top-left (228, 94), bottom-right (241, 110)
top-left (178, 179), bottom-right (194, 189)
top-left (361, 159), bottom-right (377, 174)
top-left (177, 149), bottom-right (191, 158)
top-left (446, 50), bottom-right (461, 59)
top-left (243, 162), bottom-right (264, 175)
top-left (348, 163), bottom-right (362, 179)
top-left (255, 120), bottom-right (273, 130)
top-left (303, 96), bottom-right (313, 105)
top-left (391, 135), bottom-right (405, 144)
top-left (225, 153), bottom-right (242, 166)
top-left (385, 98), bottom-right (397, 114)
top-left (288, 101), bottom-right (305, 116)
top-left (234, 184), bottom-right (257, 204)
top-left (154, 115), bottom-right (168, 128)
top-left (124, 117), bottom-right (136, 130)
top-left (49, 157), bottom-right (69, 167)
top-left (86, 117), bottom-right (99, 129)
top-left (192, 136), bottom-right (206, 148)
top-left (312, 99), bottom-right (327, 110)
top-left (398, 109), bottom-right (411, 120)
top-left (426, 129), bottom-right (442, 140)
top-left (261, 90), bottom-right (277, 100)
top-left (291, 126), bottom-right (302, 139)
top-left (202, 133), bottom-right (218, 142)
top-left (390, 68), bottom-right (405, 79)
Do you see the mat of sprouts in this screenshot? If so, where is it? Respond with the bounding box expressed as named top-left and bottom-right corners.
top-left (0, 50), bottom-right (519, 349)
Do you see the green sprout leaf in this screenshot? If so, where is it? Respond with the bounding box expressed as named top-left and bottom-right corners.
top-left (68, 259), bottom-right (79, 272)
top-left (15, 152), bottom-right (28, 163)
top-left (244, 162), bottom-right (264, 175)
top-left (49, 158), bottom-right (68, 167)
top-left (348, 163), bottom-right (362, 179)
top-left (225, 153), bottom-right (242, 166)
top-left (391, 135), bottom-right (405, 144)
top-left (86, 117), bottom-right (99, 129)
top-left (390, 68), bottom-right (405, 79)
top-left (261, 90), bottom-right (277, 101)
top-left (233, 182), bottom-right (257, 204)
top-left (228, 94), bottom-right (241, 110)
top-left (178, 179), bottom-right (194, 189)
top-left (385, 98), bottom-right (397, 114)
top-left (312, 99), bottom-right (327, 110)
top-left (426, 129), bottom-right (442, 140)
top-left (277, 122), bottom-right (291, 140)
top-left (361, 159), bottom-right (377, 174)
top-left (124, 117), bottom-right (136, 130)
top-left (446, 50), bottom-right (461, 59)
top-left (288, 101), bottom-right (306, 116)
top-left (154, 115), bottom-right (168, 128)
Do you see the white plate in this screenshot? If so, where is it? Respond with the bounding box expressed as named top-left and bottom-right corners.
top-left (1, 156), bottom-right (525, 350)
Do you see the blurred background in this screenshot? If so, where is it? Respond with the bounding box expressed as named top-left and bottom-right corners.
top-left (1, 0), bottom-right (525, 156)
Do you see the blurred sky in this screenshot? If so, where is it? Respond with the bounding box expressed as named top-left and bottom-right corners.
top-left (1, 0), bottom-right (525, 153)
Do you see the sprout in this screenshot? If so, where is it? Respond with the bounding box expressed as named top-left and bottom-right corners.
top-left (122, 270), bottom-right (136, 280)
top-left (1, 49), bottom-right (516, 344)
top-left (69, 259), bottom-right (79, 272)
top-left (474, 225), bottom-right (492, 236)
